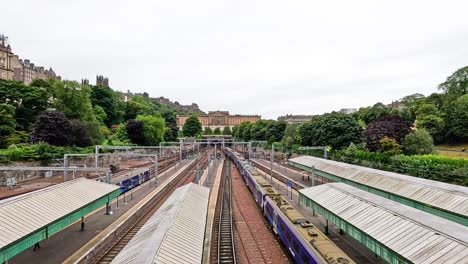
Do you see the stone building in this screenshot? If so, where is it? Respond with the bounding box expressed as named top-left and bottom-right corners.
top-left (13, 59), bottom-right (59, 84)
top-left (96, 75), bottom-right (109, 87)
top-left (0, 34), bottom-right (60, 84)
top-left (177, 111), bottom-right (260, 129)
top-left (0, 34), bottom-right (16, 80)
top-left (339, 108), bottom-right (357, 114)
top-left (278, 114), bottom-right (313, 124)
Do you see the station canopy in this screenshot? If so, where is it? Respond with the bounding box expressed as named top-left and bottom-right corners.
top-left (0, 178), bottom-right (120, 262)
top-left (300, 183), bottom-right (468, 264)
top-left (289, 156), bottom-right (468, 225)
top-left (112, 183), bottom-right (210, 264)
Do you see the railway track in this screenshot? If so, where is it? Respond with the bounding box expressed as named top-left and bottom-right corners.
top-left (93, 150), bottom-right (212, 264)
top-left (217, 159), bottom-right (236, 264)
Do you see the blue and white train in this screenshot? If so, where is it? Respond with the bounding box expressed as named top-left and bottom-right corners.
top-left (114, 168), bottom-right (151, 193)
top-left (225, 148), bottom-right (354, 264)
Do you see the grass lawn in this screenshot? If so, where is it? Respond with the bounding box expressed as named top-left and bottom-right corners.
top-left (435, 143), bottom-right (468, 159)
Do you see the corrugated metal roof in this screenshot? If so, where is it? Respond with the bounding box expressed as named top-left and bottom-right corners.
top-left (111, 183), bottom-right (210, 264)
top-left (290, 156), bottom-right (468, 217)
top-left (300, 183), bottom-right (468, 264)
top-left (0, 178), bottom-right (120, 249)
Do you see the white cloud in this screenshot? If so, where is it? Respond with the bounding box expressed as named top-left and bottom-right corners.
top-left (4, 0), bottom-right (468, 118)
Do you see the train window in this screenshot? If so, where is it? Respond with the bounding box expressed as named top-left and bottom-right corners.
top-left (301, 252), bottom-right (310, 263)
top-left (279, 222), bottom-right (285, 233)
top-left (285, 230), bottom-right (292, 242)
top-left (292, 240), bottom-right (300, 252)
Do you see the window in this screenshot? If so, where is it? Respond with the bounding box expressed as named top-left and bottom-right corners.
top-left (301, 253), bottom-right (310, 263)
top-left (285, 230), bottom-right (292, 242)
top-left (292, 240), bottom-right (300, 253)
top-left (279, 222), bottom-right (285, 233)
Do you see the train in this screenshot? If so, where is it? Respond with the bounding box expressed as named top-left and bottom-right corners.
top-left (224, 147), bottom-right (354, 264)
top-left (115, 168), bottom-right (151, 193)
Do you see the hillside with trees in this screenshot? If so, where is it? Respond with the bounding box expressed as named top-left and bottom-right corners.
top-left (0, 78), bottom-right (179, 163)
top-left (232, 66), bottom-right (468, 185)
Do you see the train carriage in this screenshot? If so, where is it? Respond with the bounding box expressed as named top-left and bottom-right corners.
top-left (224, 147), bottom-right (354, 264)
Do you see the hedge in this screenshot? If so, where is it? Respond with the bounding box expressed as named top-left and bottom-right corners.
top-left (334, 150), bottom-right (468, 186)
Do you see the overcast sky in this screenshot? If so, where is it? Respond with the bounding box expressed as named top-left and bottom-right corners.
top-left (4, 0), bottom-right (468, 119)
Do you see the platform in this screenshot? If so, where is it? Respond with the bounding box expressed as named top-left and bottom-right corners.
top-left (0, 178), bottom-right (120, 263)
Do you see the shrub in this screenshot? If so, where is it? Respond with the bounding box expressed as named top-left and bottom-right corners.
top-left (365, 115), bottom-right (412, 151)
top-left (402, 129), bottom-right (434, 155)
top-left (31, 111), bottom-right (73, 146)
top-left (379, 137), bottom-right (402, 155)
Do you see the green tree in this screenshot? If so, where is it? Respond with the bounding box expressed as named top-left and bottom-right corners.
top-left (355, 103), bottom-right (392, 124)
top-left (0, 79), bottom-right (50, 131)
top-left (93, 105), bottom-right (107, 125)
top-left (115, 123), bottom-right (130, 143)
top-left (250, 120), bottom-right (270, 140)
top-left (439, 66), bottom-right (468, 97)
top-left (378, 137), bottom-right (402, 155)
top-left (242, 122), bottom-right (253, 141)
top-left (90, 85), bottom-right (122, 126)
top-left (415, 114), bottom-right (445, 140)
top-left (124, 96), bottom-right (153, 120)
top-left (446, 94), bottom-right (468, 140)
top-left (161, 110), bottom-right (178, 141)
top-left (204, 127), bottom-right (213, 135)
top-left (0, 104), bottom-right (16, 148)
top-left (182, 115), bottom-right (202, 137)
top-left (213, 127), bottom-right (221, 135)
top-left (126, 119), bottom-right (145, 145)
top-left (53, 80), bottom-right (95, 122)
top-left (415, 103), bottom-right (439, 116)
top-left (282, 123), bottom-right (300, 148)
top-left (232, 125), bottom-right (239, 138)
top-left (136, 114), bottom-right (166, 145)
top-left (266, 121), bottom-right (287, 142)
top-left (31, 111), bottom-right (73, 146)
top-left (402, 129), bottom-right (434, 155)
top-left (299, 112), bottom-right (363, 149)
top-left (223, 126), bottom-right (231, 135)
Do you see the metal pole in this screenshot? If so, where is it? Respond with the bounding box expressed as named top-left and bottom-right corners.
top-left (311, 166), bottom-right (315, 186)
top-left (155, 155), bottom-right (159, 185)
top-left (106, 171), bottom-right (111, 184)
top-left (95, 145), bottom-right (99, 168)
top-left (270, 144), bottom-right (274, 183)
top-left (63, 154), bottom-right (68, 182)
top-left (179, 139), bottom-right (183, 161)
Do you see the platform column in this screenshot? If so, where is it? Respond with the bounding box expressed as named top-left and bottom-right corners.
top-left (80, 216), bottom-right (85, 231)
top-left (105, 201), bottom-right (112, 215)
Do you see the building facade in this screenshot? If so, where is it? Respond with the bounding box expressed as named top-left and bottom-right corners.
top-left (177, 111), bottom-right (260, 129)
top-left (278, 114), bottom-right (313, 124)
top-left (0, 35), bottom-right (16, 80)
top-left (0, 34), bottom-right (60, 84)
top-left (339, 108), bottom-right (357, 114)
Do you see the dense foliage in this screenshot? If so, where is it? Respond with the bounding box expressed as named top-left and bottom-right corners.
top-left (365, 115), bottom-right (412, 151)
top-left (125, 119), bottom-right (146, 145)
top-left (402, 129), bottom-right (434, 155)
top-left (136, 114), bottom-right (166, 145)
top-left (299, 112), bottom-right (363, 149)
top-left (335, 149), bottom-right (468, 186)
top-left (31, 111), bottom-right (73, 146)
top-left (182, 115), bottom-right (202, 137)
